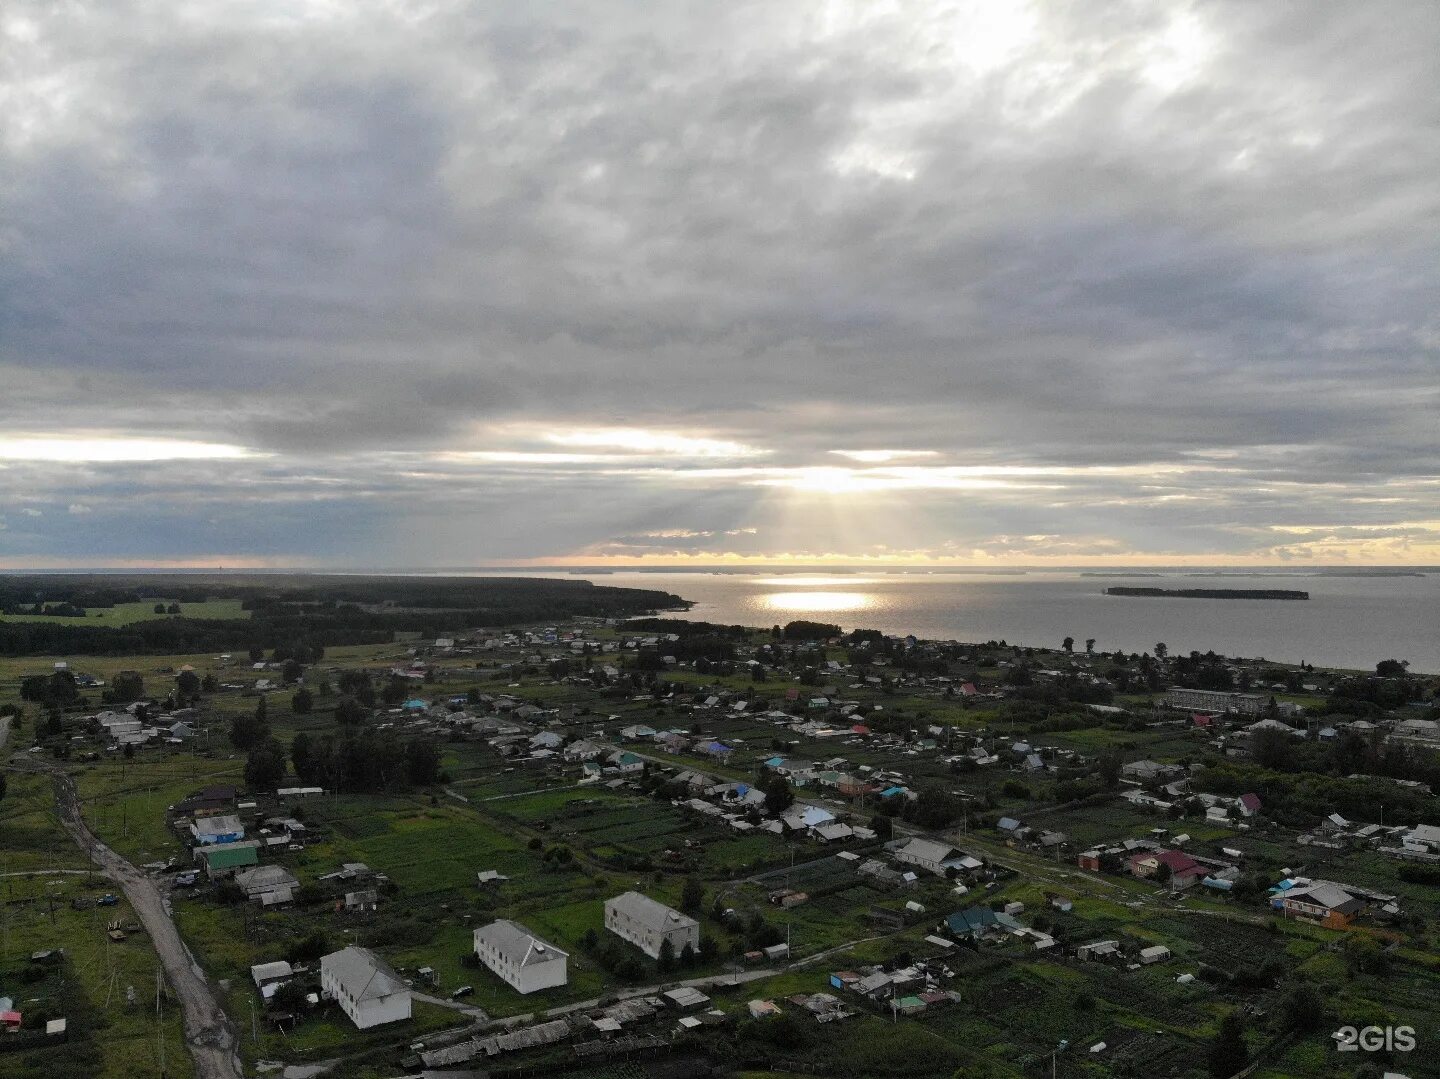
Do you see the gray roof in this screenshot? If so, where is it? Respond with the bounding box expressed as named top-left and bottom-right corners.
top-left (899, 838), bottom-right (954, 863)
top-left (235, 865), bottom-right (299, 891)
top-left (192, 814), bottom-right (243, 836)
top-left (606, 891), bottom-right (698, 934)
top-left (1287, 882), bottom-right (1363, 912)
top-left (321, 946), bottom-right (407, 1002)
top-left (474, 919), bottom-right (567, 966)
top-left (251, 960), bottom-right (293, 985)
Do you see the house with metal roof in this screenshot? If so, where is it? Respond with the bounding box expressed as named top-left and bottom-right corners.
top-left (892, 835), bottom-right (961, 870)
top-left (604, 892), bottom-right (700, 960)
top-left (194, 841), bottom-right (260, 878)
top-left (473, 920), bottom-right (568, 994)
top-left (250, 960), bottom-right (293, 988)
top-left (189, 814), bottom-right (244, 845)
top-left (234, 865), bottom-right (299, 905)
top-left (943, 906), bottom-right (1021, 940)
top-left (1275, 883), bottom-right (1366, 928)
top-left (320, 947), bottom-right (411, 1028)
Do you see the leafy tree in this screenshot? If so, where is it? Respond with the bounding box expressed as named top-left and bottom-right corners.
top-left (201, 673), bottom-right (219, 693)
top-left (1251, 726), bottom-right (1299, 771)
top-left (1154, 642), bottom-right (1168, 659)
top-left (1375, 658), bottom-right (1410, 677)
top-left (270, 979), bottom-right (308, 1013)
top-left (1085, 638), bottom-right (1096, 654)
top-left (1342, 935), bottom-right (1391, 977)
top-left (291, 733), bottom-right (317, 782)
top-left (1276, 983), bottom-right (1325, 1034)
top-left (680, 941), bottom-right (696, 968)
top-left (764, 774), bottom-right (794, 815)
top-left (153, 603), bottom-right (166, 615)
top-left (1097, 749), bottom-right (1123, 788)
top-left (658, 938), bottom-right (676, 974)
top-left (229, 703), bottom-right (270, 750)
top-left (176, 670), bottom-right (200, 698)
top-left (244, 739), bottom-right (287, 791)
top-left (869, 813), bottom-right (893, 839)
top-left (681, 877), bottom-right (705, 913)
top-left (404, 739), bottom-right (441, 785)
top-left (1208, 1011), bottom-right (1248, 1078)
top-left (334, 695), bottom-right (368, 726)
top-left (42, 668), bottom-right (85, 704)
top-left (287, 930), bottom-right (331, 964)
top-left (291, 687), bottom-right (313, 714)
top-left (782, 620), bottom-right (840, 640)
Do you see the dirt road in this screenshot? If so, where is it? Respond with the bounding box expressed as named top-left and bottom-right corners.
top-left (49, 768), bottom-right (245, 1079)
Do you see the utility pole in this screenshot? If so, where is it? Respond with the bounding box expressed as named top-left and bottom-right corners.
top-left (156, 966), bottom-right (165, 1079)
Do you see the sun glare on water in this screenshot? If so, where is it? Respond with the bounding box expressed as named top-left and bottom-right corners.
top-left (754, 576), bottom-right (881, 587)
top-left (762, 590), bottom-right (873, 613)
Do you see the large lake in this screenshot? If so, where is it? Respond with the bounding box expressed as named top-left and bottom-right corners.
top-left (508, 570), bottom-right (1440, 674)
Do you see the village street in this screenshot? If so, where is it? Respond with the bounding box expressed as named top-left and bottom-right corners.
top-left (43, 764), bottom-right (246, 1079)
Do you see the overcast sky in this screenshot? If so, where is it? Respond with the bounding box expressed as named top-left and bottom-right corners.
top-left (2, 1), bottom-right (1437, 568)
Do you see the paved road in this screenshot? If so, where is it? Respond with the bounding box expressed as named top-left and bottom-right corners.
top-left (49, 768), bottom-right (245, 1079)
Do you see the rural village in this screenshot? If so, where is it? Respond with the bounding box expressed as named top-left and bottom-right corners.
top-left (3, 587), bottom-right (1439, 1079)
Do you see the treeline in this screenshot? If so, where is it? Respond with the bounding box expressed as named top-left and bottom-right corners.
top-left (0, 573), bottom-right (684, 611)
top-left (1199, 760), bottom-right (1440, 827)
top-left (0, 616), bottom-right (390, 658)
top-left (622, 618), bottom-right (749, 637)
top-left (634, 633), bottom-right (740, 666)
top-left (255, 730), bottom-right (443, 792)
top-left (0, 580), bottom-right (151, 609)
top-left (0, 576), bottom-right (689, 656)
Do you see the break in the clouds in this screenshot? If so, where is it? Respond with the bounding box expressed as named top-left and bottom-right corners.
top-left (2, 1), bottom-right (1437, 567)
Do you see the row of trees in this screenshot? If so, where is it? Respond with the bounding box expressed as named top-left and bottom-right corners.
top-left (243, 730), bottom-right (441, 792)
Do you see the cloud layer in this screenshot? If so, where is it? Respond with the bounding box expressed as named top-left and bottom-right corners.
top-left (2, 1), bottom-right (1437, 566)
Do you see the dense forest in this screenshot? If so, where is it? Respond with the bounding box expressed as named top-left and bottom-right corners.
top-left (0, 574), bottom-right (687, 656)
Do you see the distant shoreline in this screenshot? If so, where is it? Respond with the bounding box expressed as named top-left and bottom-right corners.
top-left (1106, 586), bottom-right (1310, 600)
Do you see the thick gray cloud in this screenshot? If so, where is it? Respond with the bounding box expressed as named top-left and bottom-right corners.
top-left (1, 0), bottom-right (1436, 566)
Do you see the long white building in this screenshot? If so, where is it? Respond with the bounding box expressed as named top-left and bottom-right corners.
top-left (1163, 688), bottom-right (1265, 714)
top-left (473, 919), bottom-right (569, 995)
top-left (604, 891), bottom-right (700, 960)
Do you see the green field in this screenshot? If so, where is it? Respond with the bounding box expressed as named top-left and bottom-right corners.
top-left (0, 599), bottom-right (250, 626)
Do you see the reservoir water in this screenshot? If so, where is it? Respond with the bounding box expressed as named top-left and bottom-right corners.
top-left (508, 570), bottom-right (1440, 674)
